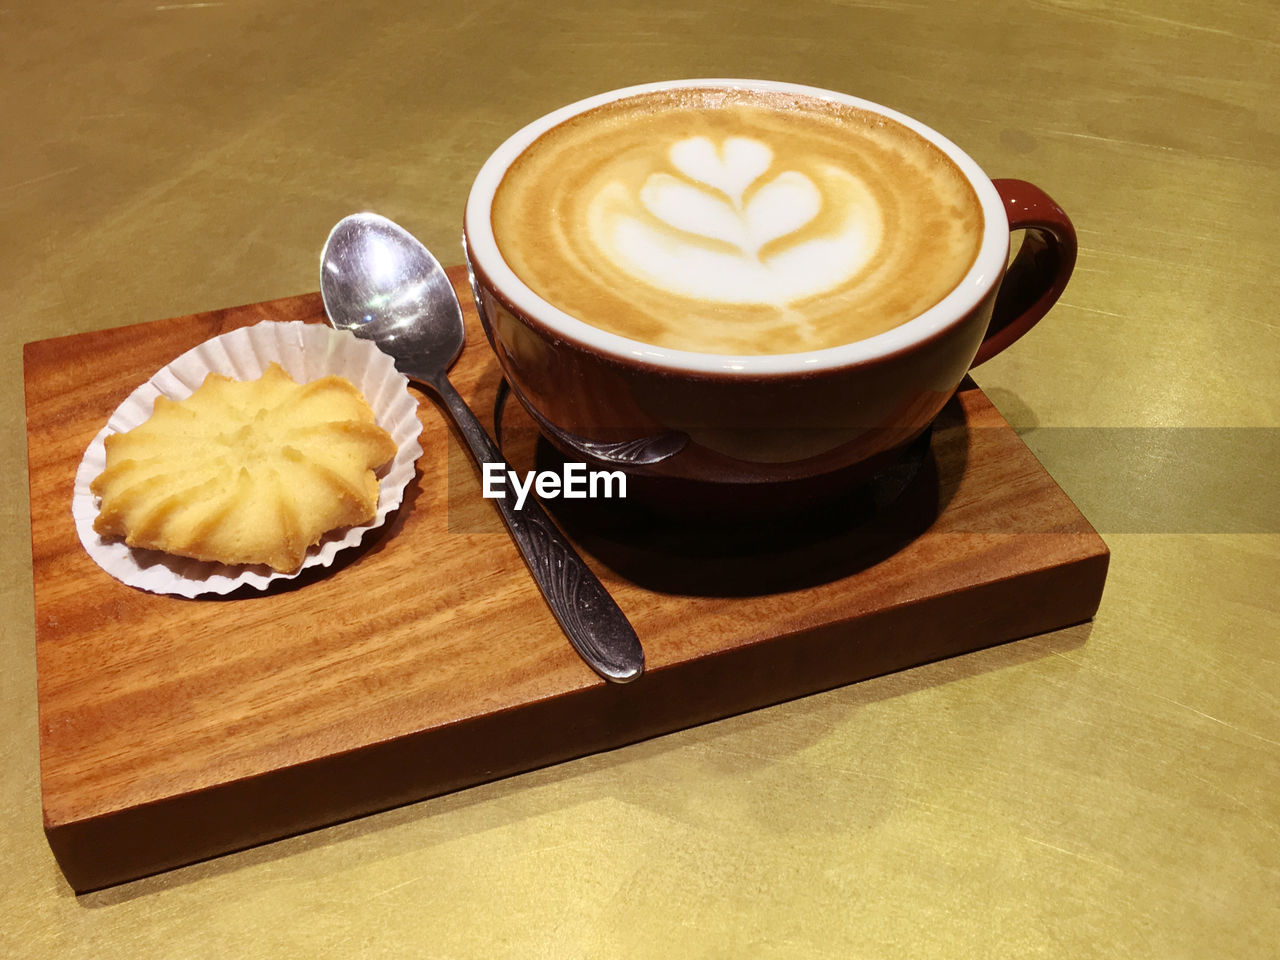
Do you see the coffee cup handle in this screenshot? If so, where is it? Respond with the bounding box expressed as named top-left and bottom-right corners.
top-left (971, 179), bottom-right (1078, 367)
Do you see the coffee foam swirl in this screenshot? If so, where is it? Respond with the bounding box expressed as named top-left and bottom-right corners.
top-left (591, 136), bottom-right (883, 304)
top-left (492, 89), bottom-right (983, 355)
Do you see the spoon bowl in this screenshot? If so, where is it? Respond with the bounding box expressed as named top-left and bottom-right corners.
top-left (319, 213), bottom-right (644, 683)
top-left (320, 214), bottom-right (464, 378)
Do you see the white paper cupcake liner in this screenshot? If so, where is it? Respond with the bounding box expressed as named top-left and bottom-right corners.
top-left (73, 320), bottom-right (423, 597)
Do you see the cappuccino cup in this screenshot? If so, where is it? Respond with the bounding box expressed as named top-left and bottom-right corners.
top-left (464, 79), bottom-right (1075, 501)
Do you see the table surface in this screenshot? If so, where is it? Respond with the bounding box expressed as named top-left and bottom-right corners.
top-left (4, 0), bottom-right (1276, 956)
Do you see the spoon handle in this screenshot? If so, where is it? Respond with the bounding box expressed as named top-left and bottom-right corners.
top-left (426, 373), bottom-right (645, 683)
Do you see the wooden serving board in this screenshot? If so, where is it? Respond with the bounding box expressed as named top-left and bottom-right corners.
top-left (24, 271), bottom-right (1109, 892)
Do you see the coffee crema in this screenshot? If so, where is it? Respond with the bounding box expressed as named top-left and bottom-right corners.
top-left (490, 87), bottom-right (984, 356)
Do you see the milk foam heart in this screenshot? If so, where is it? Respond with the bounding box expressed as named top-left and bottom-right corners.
top-left (670, 136), bottom-right (772, 205)
top-left (491, 87), bottom-right (984, 355)
top-left (593, 137), bottom-right (879, 304)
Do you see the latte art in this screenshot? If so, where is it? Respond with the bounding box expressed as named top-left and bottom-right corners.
top-left (491, 88), bottom-right (984, 355)
top-left (592, 136), bottom-right (882, 305)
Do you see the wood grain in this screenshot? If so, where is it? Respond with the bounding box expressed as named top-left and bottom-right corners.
top-left (23, 270), bottom-right (1108, 892)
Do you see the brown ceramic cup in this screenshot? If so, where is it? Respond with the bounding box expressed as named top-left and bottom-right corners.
top-left (463, 80), bottom-right (1075, 506)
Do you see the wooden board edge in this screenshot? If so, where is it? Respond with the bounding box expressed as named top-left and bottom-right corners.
top-left (46, 546), bottom-right (1108, 892)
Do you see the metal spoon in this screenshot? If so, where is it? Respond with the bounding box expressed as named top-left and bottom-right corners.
top-left (319, 212), bottom-right (644, 683)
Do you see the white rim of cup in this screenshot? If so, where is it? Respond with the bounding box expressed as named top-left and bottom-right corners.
top-left (463, 78), bottom-right (1009, 376)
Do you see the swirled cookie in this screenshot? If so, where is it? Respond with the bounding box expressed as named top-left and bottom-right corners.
top-left (91, 363), bottom-right (398, 573)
